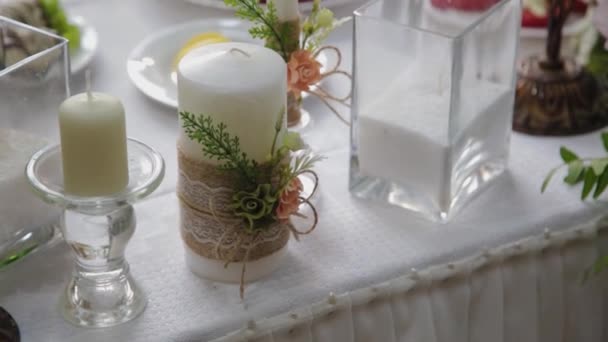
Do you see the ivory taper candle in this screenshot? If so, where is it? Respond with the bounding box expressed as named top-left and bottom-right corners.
top-left (59, 73), bottom-right (129, 196)
top-left (177, 42), bottom-right (287, 164)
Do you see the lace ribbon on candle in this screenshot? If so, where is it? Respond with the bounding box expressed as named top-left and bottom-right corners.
top-left (177, 148), bottom-right (318, 299)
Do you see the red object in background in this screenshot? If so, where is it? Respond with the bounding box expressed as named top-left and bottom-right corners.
top-left (520, 0), bottom-right (587, 28)
top-left (430, 0), bottom-right (586, 19)
top-left (522, 9), bottom-right (549, 27)
top-left (572, 0), bottom-right (587, 13)
top-left (430, 0), bottom-right (498, 11)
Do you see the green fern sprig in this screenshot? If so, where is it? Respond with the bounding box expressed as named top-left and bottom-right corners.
top-left (180, 111), bottom-right (259, 187)
top-left (224, 0), bottom-right (289, 60)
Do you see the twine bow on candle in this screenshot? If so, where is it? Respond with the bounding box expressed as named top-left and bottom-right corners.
top-left (218, 179), bottom-right (319, 299)
top-left (287, 46), bottom-right (353, 125)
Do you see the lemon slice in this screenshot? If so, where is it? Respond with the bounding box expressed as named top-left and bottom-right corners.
top-left (173, 32), bottom-right (230, 68)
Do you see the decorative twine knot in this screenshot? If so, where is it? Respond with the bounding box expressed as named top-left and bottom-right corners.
top-left (223, 189), bottom-right (318, 299)
top-left (299, 45), bottom-right (353, 126)
top-left (229, 181), bottom-right (318, 299)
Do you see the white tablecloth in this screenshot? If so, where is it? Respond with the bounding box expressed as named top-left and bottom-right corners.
top-left (1, 1), bottom-right (608, 341)
top-left (215, 221), bottom-right (608, 342)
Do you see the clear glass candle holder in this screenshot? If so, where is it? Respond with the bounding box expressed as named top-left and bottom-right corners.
top-left (350, 0), bottom-right (521, 222)
top-left (26, 138), bottom-right (165, 328)
top-left (0, 16), bottom-right (70, 267)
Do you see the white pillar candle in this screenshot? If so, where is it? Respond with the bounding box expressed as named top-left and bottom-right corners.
top-left (59, 83), bottom-right (129, 196)
top-left (177, 42), bottom-right (287, 164)
top-left (273, 0), bottom-right (300, 22)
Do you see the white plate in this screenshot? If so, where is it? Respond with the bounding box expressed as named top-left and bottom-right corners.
top-left (127, 19), bottom-right (328, 109)
top-left (185, 0), bottom-right (354, 11)
top-left (69, 15), bottom-right (98, 74)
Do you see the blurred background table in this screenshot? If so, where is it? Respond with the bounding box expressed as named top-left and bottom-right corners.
top-left (1, 1), bottom-right (608, 341)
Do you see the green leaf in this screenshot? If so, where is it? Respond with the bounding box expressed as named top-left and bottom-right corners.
top-left (63, 24), bottom-right (80, 50)
top-left (40, 0), bottom-right (60, 17)
top-left (541, 167), bottom-right (559, 193)
top-left (582, 168), bottom-right (598, 200)
top-left (593, 255), bottom-right (608, 274)
top-left (49, 10), bottom-right (69, 33)
top-left (583, 255), bottom-right (608, 283)
top-left (560, 146), bottom-right (579, 163)
top-left (592, 158), bottom-right (608, 176)
top-left (224, 0), bottom-right (289, 59)
top-left (283, 132), bottom-right (303, 151)
top-left (564, 160), bottom-right (584, 185)
top-left (179, 111), bottom-right (259, 187)
top-left (602, 132), bottom-right (608, 152)
top-left (594, 167), bottom-right (608, 198)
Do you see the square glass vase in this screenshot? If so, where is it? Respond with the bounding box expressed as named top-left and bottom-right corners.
top-left (0, 16), bottom-right (70, 267)
top-left (349, 0), bottom-right (521, 222)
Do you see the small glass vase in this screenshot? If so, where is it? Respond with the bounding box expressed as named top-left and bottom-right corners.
top-left (0, 16), bottom-right (70, 267)
top-left (26, 138), bottom-right (165, 327)
top-left (350, 0), bottom-right (521, 221)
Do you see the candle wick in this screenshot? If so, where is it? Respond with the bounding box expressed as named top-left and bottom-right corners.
top-left (85, 69), bottom-right (93, 101)
top-left (229, 48), bottom-right (251, 58)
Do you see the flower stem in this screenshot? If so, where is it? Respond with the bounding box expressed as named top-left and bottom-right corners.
top-left (239, 0), bottom-right (289, 60)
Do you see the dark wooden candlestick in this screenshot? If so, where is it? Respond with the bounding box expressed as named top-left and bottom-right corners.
top-left (544, 0), bottom-right (571, 68)
top-left (513, 0), bottom-right (608, 135)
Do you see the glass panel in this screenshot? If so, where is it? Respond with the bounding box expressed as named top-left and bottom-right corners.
top-left (0, 16), bottom-right (69, 267)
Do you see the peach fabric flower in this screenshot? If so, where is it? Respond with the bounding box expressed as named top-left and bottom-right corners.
top-left (287, 50), bottom-right (322, 93)
top-left (276, 177), bottom-right (303, 221)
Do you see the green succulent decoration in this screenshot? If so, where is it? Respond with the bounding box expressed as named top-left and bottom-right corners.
top-left (232, 184), bottom-right (277, 231)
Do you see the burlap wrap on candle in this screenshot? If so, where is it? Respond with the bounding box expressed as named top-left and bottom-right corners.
top-left (287, 91), bottom-right (302, 126)
top-left (267, 18), bottom-right (302, 127)
top-left (177, 148), bottom-right (291, 263)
